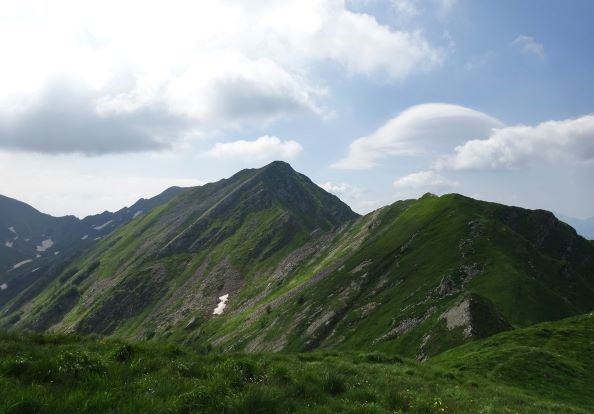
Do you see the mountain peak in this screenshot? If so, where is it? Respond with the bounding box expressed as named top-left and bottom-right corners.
top-left (261, 160), bottom-right (294, 171)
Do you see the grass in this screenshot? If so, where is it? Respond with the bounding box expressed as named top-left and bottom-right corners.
top-left (1, 313), bottom-right (593, 414)
top-left (433, 311), bottom-right (594, 411)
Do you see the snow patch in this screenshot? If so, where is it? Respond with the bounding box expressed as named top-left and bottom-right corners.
top-left (81, 235), bottom-right (89, 240)
top-left (12, 259), bottom-right (33, 270)
top-left (93, 220), bottom-right (113, 230)
top-left (133, 210), bottom-right (144, 219)
top-left (54, 251), bottom-right (60, 256)
top-left (6, 226), bottom-right (18, 247)
top-left (36, 238), bottom-right (54, 252)
top-left (94, 237), bottom-right (103, 241)
top-left (36, 254), bottom-right (41, 258)
top-left (0, 283), bottom-right (7, 290)
top-left (213, 294), bottom-right (229, 315)
top-left (32, 268), bottom-right (40, 273)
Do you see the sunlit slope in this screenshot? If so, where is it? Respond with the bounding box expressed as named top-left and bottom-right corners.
top-left (1, 161), bottom-right (357, 337)
top-left (192, 193), bottom-right (594, 357)
top-left (2, 164), bottom-right (593, 360)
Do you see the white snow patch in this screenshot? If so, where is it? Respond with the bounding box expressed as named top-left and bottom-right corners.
top-left (213, 294), bottom-right (229, 315)
top-left (6, 227), bottom-right (18, 247)
top-left (81, 235), bottom-right (89, 240)
top-left (36, 254), bottom-right (41, 258)
top-left (94, 237), bottom-right (103, 241)
top-left (12, 259), bottom-right (33, 270)
top-left (0, 283), bottom-right (7, 290)
top-left (54, 251), bottom-right (60, 256)
top-left (32, 267), bottom-right (40, 273)
top-left (133, 210), bottom-right (144, 219)
top-left (36, 238), bottom-right (54, 252)
top-left (93, 220), bottom-right (113, 230)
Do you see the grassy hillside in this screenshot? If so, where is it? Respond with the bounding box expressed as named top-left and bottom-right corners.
top-left (433, 311), bottom-right (594, 411)
top-left (1, 318), bottom-right (591, 414)
top-left (1, 164), bottom-right (592, 361)
top-left (184, 193), bottom-right (594, 358)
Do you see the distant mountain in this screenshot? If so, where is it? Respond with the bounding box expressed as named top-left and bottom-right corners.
top-left (557, 214), bottom-right (594, 240)
top-left (0, 187), bottom-right (186, 308)
top-left (1, 162), bottom-right (593, 361)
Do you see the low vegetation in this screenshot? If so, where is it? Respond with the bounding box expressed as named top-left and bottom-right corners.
top-left (2, 312), bottom-right (592, 414)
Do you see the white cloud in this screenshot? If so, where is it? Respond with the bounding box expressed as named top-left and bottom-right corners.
top-left (393, 170), bottom-right (458, 192)
top-left (331, 103), bottom-right (502, 169)
top-left (206, 135), bottom-right (303, 162)
top-left (0, 0), bottom-right (444, 155)
top-left (512, 35), bottom-right (545, 58)
top-left (436, 114), bottom-right (594, 170)
top-left (320, 182), bottom-right (364, 199)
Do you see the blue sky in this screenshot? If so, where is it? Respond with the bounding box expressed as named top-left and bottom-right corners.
top-left (0, 0), bottom-right (592, 221)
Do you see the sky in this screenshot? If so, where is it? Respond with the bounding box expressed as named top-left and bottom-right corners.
top-left (0, 0), bottom-right (593, 220)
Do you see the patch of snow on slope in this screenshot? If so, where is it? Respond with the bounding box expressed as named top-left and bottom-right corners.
top-left (0, 283), bottom-right (7, 290)
top-left (36, 238), bottom-right (54, 252)
top-left (54, 251), bottom-right (60, 256)
top-left (32, 268), bottom-right (40, 273)
top-left (133, 210), bottom-right (144, 219)
top-left (12, 259), bottom-right (33, 270)
top-left (6, 226), bottom-right (19, 247)
top-left (81, 235), bottom-right (88, 240)
top-left (213, 294), bottom-right (229, 315)
top-left (93, 220), bottom-right (113, 230)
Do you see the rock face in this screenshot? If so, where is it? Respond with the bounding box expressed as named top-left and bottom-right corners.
top-left (1, 164), bottom-right (593, 360)
top-left (440, 294), bottom-right (511, 339)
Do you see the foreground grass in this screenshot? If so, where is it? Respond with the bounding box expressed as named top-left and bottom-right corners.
top-left (0, 332), bottom-right (588, 414)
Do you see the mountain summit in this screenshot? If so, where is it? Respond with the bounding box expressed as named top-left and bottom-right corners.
top-left (1, 163), bottom-right (593, 360)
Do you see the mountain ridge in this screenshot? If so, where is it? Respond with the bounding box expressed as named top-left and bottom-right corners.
top-left (1, 161), bottom-right (593, 362)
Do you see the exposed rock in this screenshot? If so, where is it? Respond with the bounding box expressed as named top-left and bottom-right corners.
top-left (356, 302), bottom-right (378, 318)
top-left (441, 298), bottom-right (473, 338)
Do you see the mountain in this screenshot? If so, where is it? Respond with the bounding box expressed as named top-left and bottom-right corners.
top-left (0, 187), bottom-right (187, 309)
top-left (1, 162), bottom-right (593, 361)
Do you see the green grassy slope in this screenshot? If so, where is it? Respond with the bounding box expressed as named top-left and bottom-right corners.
top-left (433, 311), bottom-right (594, 411)
top-left (0, 322), bottom-right (591, 414)
top-left (0, 162), bottom-right (358, 339)
top-left (195, 193), bottom-right (594, 357)
top-left (1, 164), bottom-right (593, 361)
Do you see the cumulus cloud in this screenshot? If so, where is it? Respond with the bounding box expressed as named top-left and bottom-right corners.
top-left (206, 135), bottom-right (303, 162)
top-left (331, 103), bottom-right (502, 169)
top-left (393, 170), bottom-right (458, 192)
top-left (512, 35), bottom-right (545, 58)
top-left (320, 182), bottom-right (364, 199)
top-left (435, 114), bottom-right (594, 170)
top-left (0, 81), bottom-right (178, 155)
top-left (0, 0), bottom-right (444, 155)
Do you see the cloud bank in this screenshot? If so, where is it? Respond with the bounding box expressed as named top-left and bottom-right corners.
top-left (436, 114), bottom-right (594, 170)
top-left (0, 0), bottom-right (444, 156)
